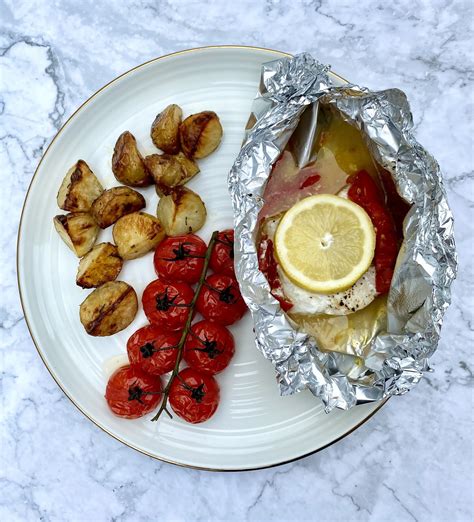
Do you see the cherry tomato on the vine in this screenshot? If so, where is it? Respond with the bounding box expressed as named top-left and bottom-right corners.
top-left (142, 280), bottom-right (194, 331)
top-left (127, 325), bottom-right (181, 375)
top-left (196, 274), bottom-right (247, 325)
top-left (154, 234), bottom-right (207, 284)
top-left (169, 367), bottom-right (220, 424)
top-left (105, 365), bottom-right (162, 419)
top-left (184, 320), bottom-right (235, 375)
top-left (209, 229), bottom-right (235, 276)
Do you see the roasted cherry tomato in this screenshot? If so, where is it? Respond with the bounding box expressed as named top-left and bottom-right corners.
top-left (142, 280), bottom-right (194, 331)
top-left (154, 234), bottom-right (207, 284)
top-left (257, 236), bottom-right (293, 311)
top-left (380, 168), bottom-right (411, 238)
top-left (127, 325), bottom-right (181, 375)
top-left (184, 320), bottom-right (235, 375)
top-left (169, 367), bottom-right (220, 423)
top-left (105, 365), bottom-right (162, 419)
top-left (348, 170), bottom-right (399, 294)
top-left (209, 229), bottom-right (235, 276)
top-left (196, 274), bottom-right (247, 325)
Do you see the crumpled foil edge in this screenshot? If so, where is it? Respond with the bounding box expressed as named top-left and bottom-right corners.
top-left (228, 53), bottom-right (457, 412)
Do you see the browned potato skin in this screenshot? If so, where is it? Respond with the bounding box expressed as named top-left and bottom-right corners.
top-left (150, 104), bottom-right (183, 154)
top-left (180, 111), bottom-right (223, 159)
top-left (76, 242), bottom-right (123, 288)
top-left (91, 186), bottom-right (145, 228)
top-left (112, 131), bottom-right (153, 187)
top-left (53, 212), bottom-right (99, 257)
top-left (57, 160), bottom-right (104, 212)
top-left (112, 212), bottom-right (166, 260)
top-left (145, 152), bottom-right (199, 196)
top-left (79, 281), bottom-right (138, 336)
top-left (156, 187), bottom-right (206, 236)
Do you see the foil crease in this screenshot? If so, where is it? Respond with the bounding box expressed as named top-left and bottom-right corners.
top-left (228, 53), bottom-right (457, 411)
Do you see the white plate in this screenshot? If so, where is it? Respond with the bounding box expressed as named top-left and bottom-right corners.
top-left (18, 46), bottom-right (384, 471)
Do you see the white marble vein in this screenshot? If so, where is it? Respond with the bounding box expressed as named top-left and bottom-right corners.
top-left (0, 0), bottom-right (472, 520)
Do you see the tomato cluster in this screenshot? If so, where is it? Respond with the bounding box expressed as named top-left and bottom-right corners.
top-left (105, 230), bottom-right (247, 424)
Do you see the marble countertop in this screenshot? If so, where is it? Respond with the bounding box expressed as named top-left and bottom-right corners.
top-left (1, 0), bottom-right (472, 520)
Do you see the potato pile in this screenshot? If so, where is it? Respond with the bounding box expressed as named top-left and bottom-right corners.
top-left (53, 105), bottom-right (223, 337)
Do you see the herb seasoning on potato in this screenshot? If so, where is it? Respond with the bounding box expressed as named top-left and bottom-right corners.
top-left (156, 186), bottom-right (206, 236)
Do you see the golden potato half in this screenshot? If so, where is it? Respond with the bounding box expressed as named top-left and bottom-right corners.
top-left (91, 186), bottom-right (146, 228)
top-left (156, 187), bottom-right (206, 236)
top-left (145, 152), bottom-right (199, 196)
top-left (113, 212), bottom-right (165, 260)
top-left (112, 131), bottom-right (153, 187)
top-left (53, 212), bottom-right (99, 257)
top-left (150, 104), bottom-right (183, 154)
top-left (57, 160), bottom-right (104, 212)
top-left (76, 242), bottom-right (123, 288)
top-left (79, 281), bottom-right (138, 336)
top-left (180, 111), bottom-right (223, 159)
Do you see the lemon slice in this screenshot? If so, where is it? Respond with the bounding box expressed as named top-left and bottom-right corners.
top-left (274, 194), bottom-right (375, 294)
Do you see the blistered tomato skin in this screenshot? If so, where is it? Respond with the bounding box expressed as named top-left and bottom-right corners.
top-left (348, 170), bottom-right (399, 294)
top-left (169, 367), bottom-right (220, 423)
top-left (153, 234), bottom-right (207, 284)
top-left (209, 229), bottom-right (235, 276)
top-left (257, 237), bottom-right (294, 311)
top-left (127, 325), bottom-right (181, 375)
top-left (184, 320), bottom-right (235, 374)
top-left (105, 365), bottom-right (162, 419)
top-left (196, 274), bottom-right (247, 325)
top-left (142, 280), bottom-right (194, 331)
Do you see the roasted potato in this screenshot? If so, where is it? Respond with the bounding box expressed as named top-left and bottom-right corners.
top-left (53, 212), bottom-right (99, 257)
top-left (112, 131), bottom-right (153, 187)
top-left (91, 186), bottom-right (146, 228)
top-left (144, 152), bottom-right (199, 195)
top-left (112, 212), bottom-right (165, 260)
top-left (57, 160), bottom-right (103, 212)
top-left (156, 187), bottom-right (206, 236)
top-left (76, 242), bottom-right (123, 288)
top-left (150, 104), bottom-right (182, 154)
top-left (180, 111), bottom-right (223, 159)
top-left (79, 281), bottom-right (138, 336)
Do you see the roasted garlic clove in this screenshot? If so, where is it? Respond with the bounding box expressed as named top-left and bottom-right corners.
top-left (145, 152), bottom-right (199, 196)
top-left (179, 111), bottom-right (223, 159)
top-left (112, 211), bottom-right (166, 260)
top-left (76, 242), bottom-right (123, 288)
top-left (79, 281), bottom-right (138, 336)
top-left (91, 186), bottom-right (146, 228)
top-left (53, 212), bottom-right (99, 257)
top-left (112, 131), bottom-right (153, 187)
top-left (156, 187), bottom-right (206, 236)
top-left (57, 160), bottom-right (104, 212)
top-left (150, 104), bottom-right (183, 154)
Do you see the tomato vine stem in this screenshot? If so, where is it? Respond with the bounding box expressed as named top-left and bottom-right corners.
top-left (151, 231), bottom-right (218, 422)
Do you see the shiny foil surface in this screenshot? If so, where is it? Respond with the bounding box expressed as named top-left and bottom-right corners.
top-left (228, 53), bottom-right (457, 411)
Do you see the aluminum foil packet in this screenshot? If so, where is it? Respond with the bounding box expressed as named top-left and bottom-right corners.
top-left (228, 53), bottom-right (457, 411)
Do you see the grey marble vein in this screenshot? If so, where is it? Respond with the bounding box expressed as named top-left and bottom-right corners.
top-left (0, 0), bottom-right (472, 521)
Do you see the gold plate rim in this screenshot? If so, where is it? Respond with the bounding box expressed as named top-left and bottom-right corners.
top-left (16, 44), bottom-right (387, 472)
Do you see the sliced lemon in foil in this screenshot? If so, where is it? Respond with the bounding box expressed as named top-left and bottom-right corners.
top-left (274, 194), bottom-right (375, 294)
